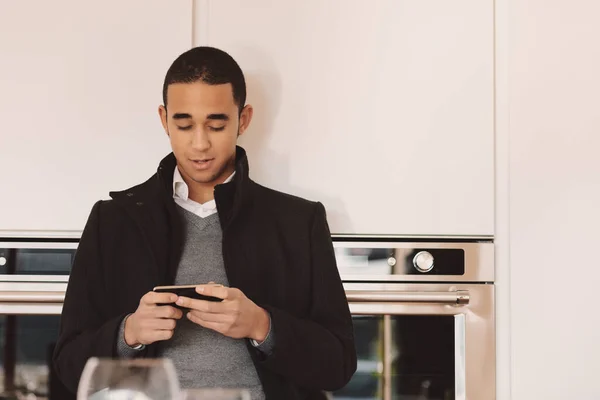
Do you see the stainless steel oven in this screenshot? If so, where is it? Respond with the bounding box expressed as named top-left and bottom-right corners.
top-left (0, 241), bottom-right (74, 399)
top-left (328, 239), bottom-right (494, 400)
top-left (0, 238), bottom-right (494, 399)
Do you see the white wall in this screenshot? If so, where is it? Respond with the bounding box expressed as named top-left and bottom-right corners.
top-left (0, 0), bottom-right (191, 234)
top-left (494, 0), bottom-right (511, 398)
top-left (1, 0), bottom-right (494, 236)
top-left (193, 0), bottom-right (495, 236)
top-left (507, 0), bottom-right (600, 399)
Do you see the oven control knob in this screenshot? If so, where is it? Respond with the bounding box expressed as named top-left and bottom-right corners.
top-left (413, 251), bottom-right (434, 273)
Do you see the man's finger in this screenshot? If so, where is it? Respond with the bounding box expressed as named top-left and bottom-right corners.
top-left (143, 291), bottom-right (177, 306)
top-left (152, 329), bottom-right (174, 342)
top-left (154, 306), bottom-right (183, 320)
top-left (196, 284), bottom-right (230, 300)
top-left (189, 310), bottom-right (230, 323)
top-left (148, 318), bottom-right (177, 330)
top-left (176, 297), bottom-right (226, 313)
top-left (187, 312), bottom-right (225, 332)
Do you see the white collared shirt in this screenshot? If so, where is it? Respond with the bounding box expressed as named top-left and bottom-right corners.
top-left (172, 167), bottom-right (235, 218)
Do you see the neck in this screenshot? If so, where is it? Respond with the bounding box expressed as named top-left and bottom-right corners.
top-left (188, 185), bottom-right (216, 205)
top-left (184, 164), bottom-right (235, 205)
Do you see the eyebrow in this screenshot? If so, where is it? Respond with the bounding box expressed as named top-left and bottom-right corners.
top-left (171, 113), bottom-right (230, 122)
top-left (172, 113), bottom-right (192, 120)
top-left (206, 113), bottom-right (229, 121)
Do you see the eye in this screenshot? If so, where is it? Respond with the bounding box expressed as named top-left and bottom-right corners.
top-left (177, 126), bottom-right (193, 131)
top-left (209, 126), bottom-right (226, 132)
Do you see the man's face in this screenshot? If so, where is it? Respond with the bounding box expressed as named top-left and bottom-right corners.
top-left (159, 81), bottom-right (252, 187)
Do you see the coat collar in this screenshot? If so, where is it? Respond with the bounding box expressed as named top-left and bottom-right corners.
top-left (108, 146), bottom-right (254, 284)
top-left (110, 145), bottom-right (253, 226)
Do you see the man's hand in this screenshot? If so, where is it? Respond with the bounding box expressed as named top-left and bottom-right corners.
top-left (124, 291), bottom-right (183, 347)
top-left (176, 285), bottom-right (270, 342)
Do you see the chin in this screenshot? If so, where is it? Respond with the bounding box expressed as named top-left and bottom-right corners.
top-left (190, 172), bottom-right (219, 184)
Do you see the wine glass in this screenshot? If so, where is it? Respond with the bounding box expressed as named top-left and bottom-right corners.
top-left (77, 357), bottom-right (181, 400)
top-left (179, 388), bottom-right (251, 400)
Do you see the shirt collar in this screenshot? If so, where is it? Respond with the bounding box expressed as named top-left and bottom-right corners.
top-left (172, 167), bottom-right (236, 203)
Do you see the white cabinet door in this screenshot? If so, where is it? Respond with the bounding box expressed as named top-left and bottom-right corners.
top-left (0, 0), bottom-right (191, 233)
top-left (509, 1), bottom-right (600, 398)
top-left (198, 0), bottom-right (494, 235)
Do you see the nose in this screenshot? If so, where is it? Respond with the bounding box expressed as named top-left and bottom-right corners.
top-left (190, 127), bottom-right (210, 152)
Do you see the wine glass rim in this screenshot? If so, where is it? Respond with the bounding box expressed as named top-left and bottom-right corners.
top-left (87, 357), bottom-right (175, 367)
top-left (180, 388), bottom-right (252, 400)
top-left (77, 357), bottom-right (180, 399)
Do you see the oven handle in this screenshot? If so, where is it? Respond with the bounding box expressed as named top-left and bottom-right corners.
top-left (0, 291), bottom-right (65, 315)
top-left (345, 289), bottom-right (470, 305)
top-left (0, 291), bottom-right (65, 303)
top-left (0, 289), bottom-right (469, 309)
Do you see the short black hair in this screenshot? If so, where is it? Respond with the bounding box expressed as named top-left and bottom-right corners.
top-left (162, 46), bottom-right (246, 113)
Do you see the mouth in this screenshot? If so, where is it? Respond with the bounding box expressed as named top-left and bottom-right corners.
top-left (190, 158), bottom-right (214, 170)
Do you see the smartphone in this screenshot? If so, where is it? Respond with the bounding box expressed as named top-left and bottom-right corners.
top-left (153, 284), bottom-right (223, 308)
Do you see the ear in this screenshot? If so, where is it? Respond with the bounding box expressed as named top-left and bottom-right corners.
top-left (238, 104), bottom-right (254, 137)
top-left (158, 105), bottom-right (169, 136)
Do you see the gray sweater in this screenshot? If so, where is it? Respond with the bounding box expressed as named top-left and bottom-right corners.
top-left (117, 208), bottom-right (272, 399)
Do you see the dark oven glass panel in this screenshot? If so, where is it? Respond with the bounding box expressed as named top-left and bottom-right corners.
top-left (331, 316), bottom-right (384, 399)
top-left (330, 315), bottom-right (461, 400)
top-left (0, 315), bottom-right (74, 399)
top-left (0, 248), bottom-right (76, 275)
top-left (391, 316), bottom-right (456, 400)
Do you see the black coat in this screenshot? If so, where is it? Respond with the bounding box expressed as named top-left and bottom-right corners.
top-left (53, 147), bottom-right (357, 399)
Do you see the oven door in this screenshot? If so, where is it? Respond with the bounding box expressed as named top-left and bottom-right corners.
top-left (0, 281), bottom-right (71, 399)
top-left (329, 283), bottom-right (494, 400)
top-left (0, 241), bottom-right (76, 281)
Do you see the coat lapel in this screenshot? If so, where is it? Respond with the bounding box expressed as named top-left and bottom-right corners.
top-left (109, 173), bottom-right (180, 285)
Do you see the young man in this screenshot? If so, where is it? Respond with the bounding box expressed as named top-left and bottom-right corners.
top-left (53, 46), bottom-right (356, 399)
